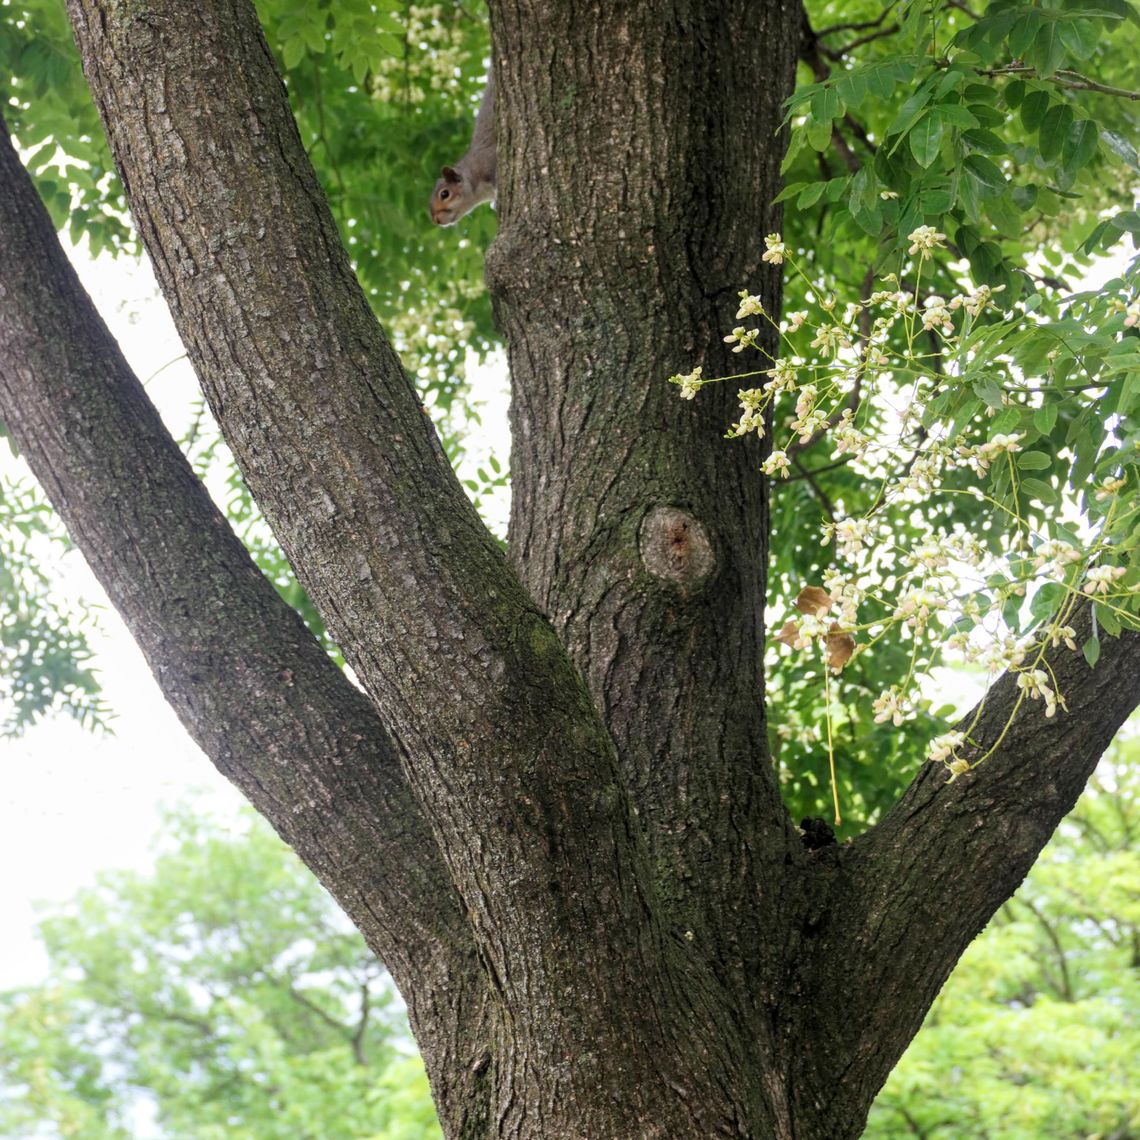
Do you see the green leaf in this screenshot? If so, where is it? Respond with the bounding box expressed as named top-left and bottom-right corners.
top-left (811, 84), bottom-right (841, 124)
top-left (1029, 580), bottom-right (1066, 623)
top-left (918, 183), bottom-right (954, 214)
top-left (1009, 11), bottom-right (1042, 56)
top-left (932, 103), bottom-right (981, 129)
top-left (889, 86), bottom-right (934, 139)
top-left (973, 376), bottom-right (1006, 408)
top-left (962, 128), bottom-right (1008, 154)
top-left (910, 113), bottom-right (944, 168)
top-left (1003, 78), bottom-right (1027, 109)
top-left (1082, 632), bottom-right (1101, 666)
top-left (1034, 402), bottom-right (1059, 434)
top-left (773, 182), bottom-right (808, 204)
top-left (962, 153), bottom-right (1007, 194)
top-left (1112, 209), bottom-right (1140, 234)
top-left (1101, 128), bottom-right (1140, 174)
top-left (1080, 0), bottom-right (1140, 25)
top-left (985, 191), bottom-right (1025, 238)
top-left (1099, 604), bottom-right (1123, 636)
top-left (1062, 119), bottom-right (1100, 174)
top-left (1058, 16), bottom-right (1100, 58)
top-left (1120, 370), bottom-right (1140, 416)
top-left (1020, 89), bottom-right (1052, 132)
top-left (1039, 103), bottom-right (1076, 162)
top-left (957, 168), bottom-right (981, 222)
top-left (282, 35), bottom-right (307, 69)
top-left (807, 117), bottom-right (833, 152)
top-left (836, 70), bottom-right (869, 110)
top-left (1017, 451), bottom-right (1053, 471)
top-left (967, 101), bottom-right (1007, 128)
top-left (1029, 20), bottom-right (1067, 77)
top-left (796, 181), bottom-right (827, 208)
top-left (1081, 218), bottom-right (1113, 255)
top-left (1020, 476), bottom-right (1059, 504)
top-left (991, 406), bottom-right (1023, 435)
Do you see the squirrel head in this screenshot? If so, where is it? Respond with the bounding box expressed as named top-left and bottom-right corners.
top-left (429, 166), bottom-right (468, 226)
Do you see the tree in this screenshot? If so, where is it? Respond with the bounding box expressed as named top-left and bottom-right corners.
top-left (0, 806), bottom-right (441, 1140)
top-left (869, 741), bottom-right (1140, 1138)
top-left (5, 762), bottom-right (1136, 1138)
top-left (1, 0), bottom-right (1140, 1136)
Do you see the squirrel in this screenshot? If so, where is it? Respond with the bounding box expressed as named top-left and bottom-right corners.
top-left (429, 76), bottom-right (496, 226)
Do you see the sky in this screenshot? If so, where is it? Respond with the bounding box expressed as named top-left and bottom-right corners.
top-left (0, 242), bottom-right (510, 991)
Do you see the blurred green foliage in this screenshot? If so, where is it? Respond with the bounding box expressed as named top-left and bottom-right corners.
top-left (870, 736), bottom-right (1140, 1137)
top-left (0, 469), bottom-right (109, 737)
top-left (0, 806), bottom-right (442, 1139)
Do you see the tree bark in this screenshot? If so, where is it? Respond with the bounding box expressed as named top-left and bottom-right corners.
top-left (0, 113), bottom-right (492, 1138)
top-left (60, 0), bottom-right (764, 1134)
top-left (487, 0), bottom-right (802, 975)
top-left (0, 0), bottom-right (1135, 1136)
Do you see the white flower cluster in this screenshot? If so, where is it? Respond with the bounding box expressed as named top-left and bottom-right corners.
top-left (728, 388), bottom-right (767, 438)
top-left (872, 685), bottom-right (909, 726)
top-left (907, 225), bottom-right (946, 257)
top-left (668, 224), bottom-right (1140, 790)
top-left (668, 365), bottom-right (705, 400)
top-left (1083, 565), bottom-right (1127, 596)
top-left (927, 730), bottom-right (965, 764)
top-left (957, 432), bottom-right (1022, 475)
top-left (736, 291), bottom-right (766, 319)
top-left (1016, 668), bottom-right (1060, 718)
top-left (723, 326), bottom-right (761, 353)
top-left (762, 233), bottom-right (786, 265)
top-left (761, 449), bottom-right (790, 477)
top-left (821, 516), bottom-right (876, 560)
top-left (1031, 539), bottom-right (1083, 578)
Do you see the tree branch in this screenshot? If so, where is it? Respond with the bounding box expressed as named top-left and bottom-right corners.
top-left (351, 981), bottom-right (371, 1067)
top-left (820, 24), bottom-right (901, 61)
top-left (974, 64), bottom-right (1140, 102)
top-left (1017, 895), bottom-right (1075, 1002)
top-left (790, 455), bottom-right (837, 520)
top-left (814, 2), bottom-right (901, 39)
top-left (0, 114), bottom-right (492, 1132)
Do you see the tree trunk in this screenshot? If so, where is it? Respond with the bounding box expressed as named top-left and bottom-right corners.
top-left (1, 1), bottom-right (1138, 1136)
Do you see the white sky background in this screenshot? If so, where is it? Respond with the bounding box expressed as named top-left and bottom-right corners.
top-left (0, 243), bottom-right (510, 990)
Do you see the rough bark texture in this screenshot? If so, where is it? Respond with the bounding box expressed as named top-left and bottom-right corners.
top-left (0, 0), bottom-right (1137, 1136)
top-left (0, 116), bottom-right (491, 1137)
top-left (487, 0), bottom-right (800, 963)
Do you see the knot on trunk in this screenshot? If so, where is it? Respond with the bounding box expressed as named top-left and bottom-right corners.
top-left (639, 507), bottom-right (715, 591)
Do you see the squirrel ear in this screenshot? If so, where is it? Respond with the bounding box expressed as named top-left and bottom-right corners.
top-left (441, 165), bottom-right (462, 184)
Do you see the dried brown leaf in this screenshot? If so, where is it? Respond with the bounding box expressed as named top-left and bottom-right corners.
top-left (795, 586), bottom-right (833, 617)
top-left (775, 620), bottom-right (801, 647)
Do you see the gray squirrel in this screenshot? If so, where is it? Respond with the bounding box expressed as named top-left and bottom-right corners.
top-left (429, 76), bottom-right (496, 226)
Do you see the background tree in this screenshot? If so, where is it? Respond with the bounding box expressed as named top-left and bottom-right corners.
top-left (871, 739), bottom-right (1140, 1138)
top-left (0, 807), bottom-right (441, 1140)
top-left (2, 0), bottom-right (1140, 1136)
